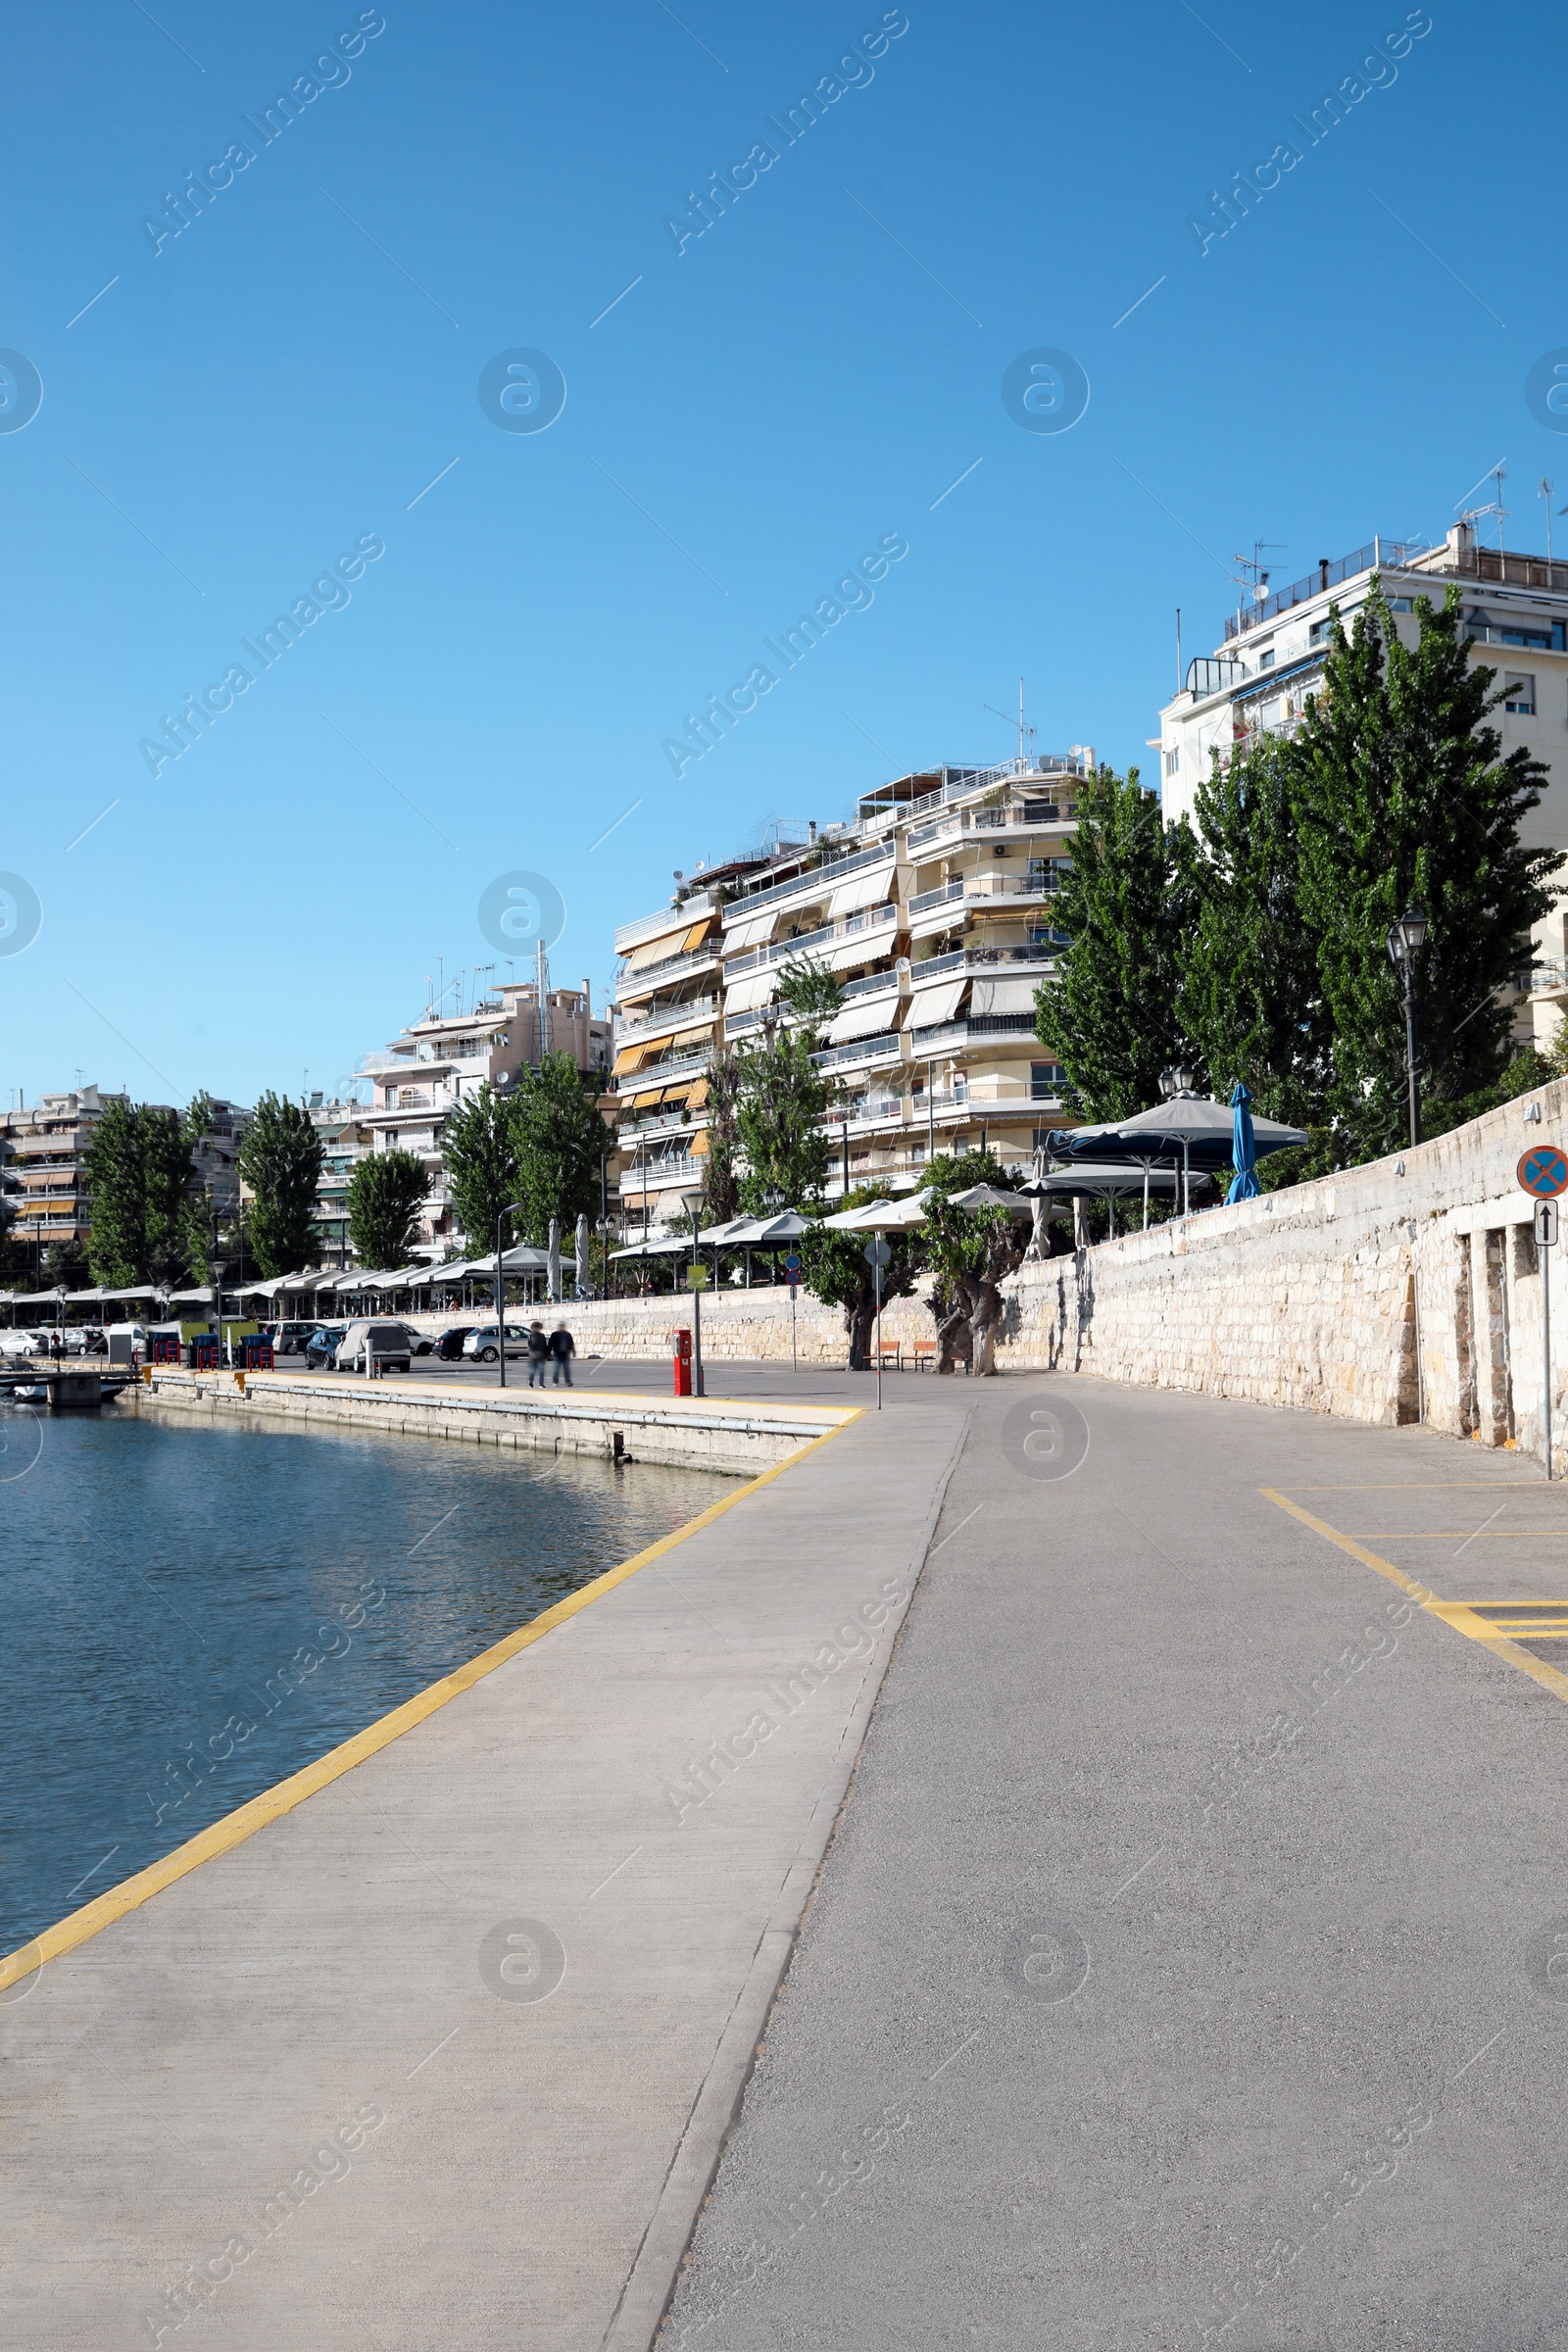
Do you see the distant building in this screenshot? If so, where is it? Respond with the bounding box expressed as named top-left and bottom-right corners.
top-left (0, 1085), bottom-right (251, 1279)
top-left (1155, 521), bottom-right (1568, 1048)
top-left (0, 1084), bottom-right (122, 1271)
top-left (612, 755), bottom-right (1088, 1233)
top-left (306, 1095), bottom-right (375, 1270)
top-left (355, 970), bottom-right (613, 1258)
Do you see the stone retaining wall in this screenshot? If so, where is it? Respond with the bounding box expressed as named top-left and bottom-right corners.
top-left (992, 1079), bottom-right (1568, 1468)
top-left (129, 1367), bottom-right (850, 1478)
top-left (454, 1282), bottom-right (942, 1368)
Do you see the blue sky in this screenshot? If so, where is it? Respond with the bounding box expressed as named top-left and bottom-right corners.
top-left (1, 0), bottom-right (1560, 1106)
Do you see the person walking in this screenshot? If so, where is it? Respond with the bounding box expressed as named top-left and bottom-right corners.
top-left (526, 1320), bottom-right (550, 1388)
top-left (549, 1319), bottom-right (575, 1387)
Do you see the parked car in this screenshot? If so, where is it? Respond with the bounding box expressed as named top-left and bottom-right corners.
top-left (0, 1330), bottom-right (42, 1360)
top-left (461, 1323), bottom-right (528, 1365)
top-left (334, 1319), bottom-right (413, 1374)
top-left (305, 1324), bottom-right (347, 1369)
top-left (393, 1321), bottom-right (434, 1356)
top-left (270, 1320), bottom-right (321, 1356)
top-left (434, 1325), bottom-right (475, 1361)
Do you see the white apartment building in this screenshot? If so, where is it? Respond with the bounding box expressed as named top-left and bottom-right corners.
top-left (612, 756), bottom-right (1087, 1231)
top-left (1155, 522), bottom-right (1568, 1047)
top-left (359, 972), bottom-right (613, 1257)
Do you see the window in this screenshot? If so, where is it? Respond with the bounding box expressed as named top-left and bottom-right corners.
top-left (1031, 1061), bottom-right (1066, 1100)
top-left (1309, 617), bottom-right (1333, 644)
top-left (1163, 745), bottom-right (1180, 776)
top-left (1505, 672), bottom-right (1537, 714)
top-left (1259, 648), bottom-right (1275, 668)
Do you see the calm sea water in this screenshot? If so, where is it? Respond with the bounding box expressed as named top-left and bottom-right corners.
top-left (0, 1402), bottom-right (727, 1955)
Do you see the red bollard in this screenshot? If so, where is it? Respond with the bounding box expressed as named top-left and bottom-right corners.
top-left (672, 1327), bottom-right (693, 1396)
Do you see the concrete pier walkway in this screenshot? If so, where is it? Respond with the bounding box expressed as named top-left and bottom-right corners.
top-left (1, 1376), bottom-right (970, 2349)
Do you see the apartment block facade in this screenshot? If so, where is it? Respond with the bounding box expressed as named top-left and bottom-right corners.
top-left (612, 756), bottom-right (1084, 1230)
top-left (1, 1085), bottom-right (253, 1275)
top-left (358, 974), bottom-right (614, 1257)
top-left (1155, 521), bottom-right (1568, 1048)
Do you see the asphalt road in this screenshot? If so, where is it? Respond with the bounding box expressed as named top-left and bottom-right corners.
top-left (661, 1374), bottom-right (1568, 2352)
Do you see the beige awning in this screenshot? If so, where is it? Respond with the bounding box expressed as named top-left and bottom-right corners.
top-left (905, 976), bottom-right (968, 1028)
top-left (823, 992), bottom-right (901, 1045)
top-left (612, 1043), bottom-right (654, 1076)
top-left (723, 966), bottom-right (779, 1014)
top-left (622, 925), bottom-right (690, 972)
top-left (826, 863), bottom-right (896, 918)
top-left (968, 973), bottom-right (1042, 1016)
top-left (721, 906), bottom-right (779, 953)
top-left (682, 917), bottom-right (716, 951)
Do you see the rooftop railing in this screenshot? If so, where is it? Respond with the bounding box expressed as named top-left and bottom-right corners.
top-left (1223, 536), bottom-right (1431, 640)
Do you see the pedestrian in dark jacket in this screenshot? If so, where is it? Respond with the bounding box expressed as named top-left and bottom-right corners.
top-left (526, 1321), bottom-right (549, 1387)
top-left (550, 1322), bottom-right (575, 1386)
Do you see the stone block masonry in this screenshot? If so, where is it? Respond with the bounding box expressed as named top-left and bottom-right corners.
top-left (993, 1079), bottom-right (1568, 1470)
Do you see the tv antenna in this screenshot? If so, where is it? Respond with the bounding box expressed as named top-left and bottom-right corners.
top-left (982, 678), bottom-right (1037, 766)
top-left (1542, 476), bottom-right (1557, 563)
top-left (1230, 542), bottom-right (1285, 628)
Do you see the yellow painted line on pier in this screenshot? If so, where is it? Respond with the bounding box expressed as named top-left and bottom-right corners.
top-left (1261, 1488), bottom-right (1568, 1710)
top-left (0, 1411), bottom-right (862, 1995)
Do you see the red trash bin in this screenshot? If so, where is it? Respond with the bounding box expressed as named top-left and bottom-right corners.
top-left (672, 1327), bottom-right (693, 1396)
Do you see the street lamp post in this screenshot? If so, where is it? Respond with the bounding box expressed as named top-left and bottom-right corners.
top-left (681, 1186), bottom-right (707, 1398)
top-left (1158, 1062), bottom-right (1199, 1216)
top-left (211, 1259), bottom-right (226, 1365)
top-left (1385, 902), bottom-right (1429, 1150)
top-left (495, 1200), bottom-right (527, 1388)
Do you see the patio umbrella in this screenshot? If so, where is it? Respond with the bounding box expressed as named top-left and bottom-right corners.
top-left (1225, 1083), bottom-right (1261, 1203)
top-left (575, 1212), bottom-right (591, 1299)
top-left (1051, 1096), bottom-right (1307, 1218)
top-left (547, 1217), bottom-right (561, 1303)
top-left (948, 1183), bottom-right (1033, 1215)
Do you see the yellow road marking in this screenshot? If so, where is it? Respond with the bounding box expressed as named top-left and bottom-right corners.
top-left (1260, 1488), bottom-right (1568, 1711)
top-left (1343, 1531), bottom-right (1568, 1540)
top-left (0, 1413), bottom-right (862, 1994)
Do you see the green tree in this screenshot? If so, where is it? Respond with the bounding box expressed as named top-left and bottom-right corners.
top-left (698, 1049), bottom-right (742, 1226)
top-left (733, 960), bottom-right (842, 1213)
top-left (1294, 583), bottom-right (1562, 1163)
top-left (915, 1149), bottom-right (1024, 1373)
top-left (1177, 733), bottom-right (1327, 1128)
top-left (84, 1096), bottom-right (146, 1285)
top-left (801, 1184), bottom-right (924, 1369)
top-left (238, 1093), bottom-right (325, 1275)
top-left (347, 1149), bottom-right (428, 1268)
top-left (509, 1053), bottom-right (603, 1245)
top-left (442, 1083), bottom-right (520, 1254)
top-left (1034, 764), bottom-right (1196, 1120)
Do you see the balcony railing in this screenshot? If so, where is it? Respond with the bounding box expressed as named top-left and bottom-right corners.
top-left (615, 937), bottom-right (724, 996)
top-left (612, 995), bottom-right (720, 1048)
top-left (895, 756), bottom-right (1089, 829)
top-left (909, 1013), bottom-right (1040, 1052)
top-left (613, 889), bottom-right (716, 957)
top-left (809, 1032), bottom-right (902, 1071)
top-left (612, 1047), bottom-right (712, 1094)
top-left (906, 802), bottom-right (1072, 853)
top-left (906, 872), bottom-right (1062, 916)
top-left (723, 901), bottom-right (898, 979)
top-left (723, 840), bottom-right (896, 927)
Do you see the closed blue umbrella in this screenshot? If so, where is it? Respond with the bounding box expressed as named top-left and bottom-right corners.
top-left (1225, 1082), bottom-right (1260, 1203)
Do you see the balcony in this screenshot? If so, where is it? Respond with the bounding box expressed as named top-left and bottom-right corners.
top-left (909, 1012), bottom-right (1040, 1053)
top-left (723, 841), bottom-right (895, 926)
top-left (616, 938), bottom-right (724, 1001)
top-left (613, 890), bottom-right (716, 958)
top-left (723, 901), bottom-right (898, 980)
top-left (906, 801), bottom-right (1073, 853)
top-left (809, 1032), bottom-right (902, 1073)
top-left (612, 995), bottom-right (720, 1049)
top-left (906, 871), bottom-right (1063, 917)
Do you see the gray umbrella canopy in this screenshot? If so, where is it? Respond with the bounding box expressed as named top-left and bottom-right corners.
top-left (1053, 1097), bottom-right (1306, 1172)
top-left (1021, 1161), bottom-right (1193, 1201)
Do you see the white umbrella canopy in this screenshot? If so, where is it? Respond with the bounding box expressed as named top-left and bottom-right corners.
top-left (818, 1195), bottom-right (929, 1233)
top-left (948, 1183), bottom-right (1034, 1215)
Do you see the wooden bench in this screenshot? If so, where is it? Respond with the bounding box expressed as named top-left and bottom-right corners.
top-left (878, 1341), bottom-right (903, 1370)
top-left (909, 1340), bottom-right (938, 1371)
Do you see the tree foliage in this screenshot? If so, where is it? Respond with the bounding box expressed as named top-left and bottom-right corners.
top-left (800, 1184), bottom-right (922, 1369)
top-left (442, 1083), bottom-right (522, 1256)
top-left (1034, 764), bottom-right (1196, 1120)
top-left (509, 1053), bottom-right (604, 1245)
top-left (1176, 733), bottom-right (1326, 1129)
top-left (347, 1148), bottom-right (428, 1268)
top-left (1292, 583), bottom-right (1560, 1162)
top-left (84, 1095), bottom-right (205, 1286)
top-left (238, 1092), bottom-right (324, 1276)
